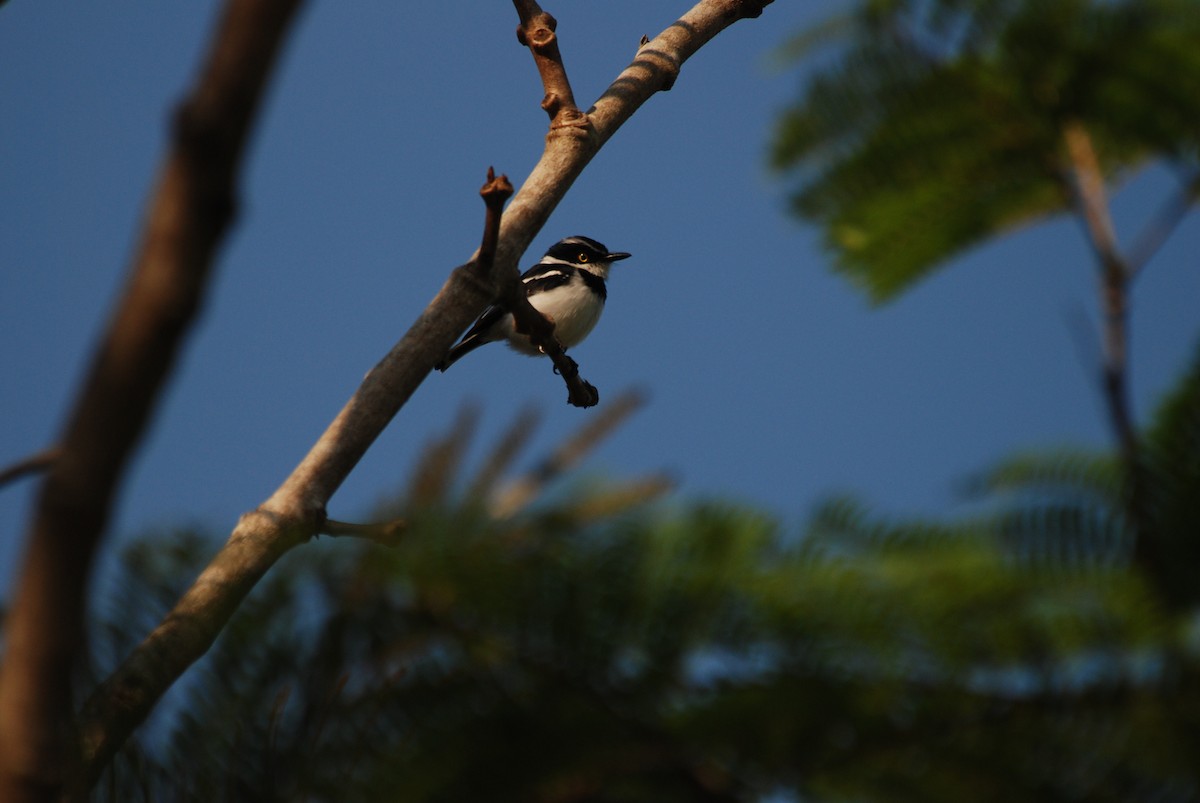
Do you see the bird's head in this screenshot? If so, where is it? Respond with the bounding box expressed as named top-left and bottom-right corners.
top-left (543, 235), bottom-right (632, 279)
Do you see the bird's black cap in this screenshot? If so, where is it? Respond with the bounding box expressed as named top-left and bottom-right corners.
top-left (546, 235), bottom-right (631, 264)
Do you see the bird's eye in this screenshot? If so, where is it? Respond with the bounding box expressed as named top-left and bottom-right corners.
top-left (577, 252), bottom-right (589, 262)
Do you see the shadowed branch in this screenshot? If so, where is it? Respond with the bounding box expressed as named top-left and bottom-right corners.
top-left (0, 1), bottom-right (306, 801)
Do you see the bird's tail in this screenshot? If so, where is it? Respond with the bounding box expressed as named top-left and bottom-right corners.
top-left (434, 335), bottom-right (487, 372)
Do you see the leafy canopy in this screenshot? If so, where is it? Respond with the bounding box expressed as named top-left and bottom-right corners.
top-left (88, 343), bottom-right (1200, 802)
top-left (772, 0), bottom-right (1200, 300)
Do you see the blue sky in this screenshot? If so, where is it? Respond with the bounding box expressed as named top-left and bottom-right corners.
top-left (2, 2), bottom-right (1198, 594)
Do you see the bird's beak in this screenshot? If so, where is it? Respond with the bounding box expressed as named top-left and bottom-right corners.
top-left (606, 251), bottom-right (632, 262)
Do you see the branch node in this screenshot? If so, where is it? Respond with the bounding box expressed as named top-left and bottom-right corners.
top-left (520, 14), bottom-right (558, 51)
top-left (479, 165), bottom-right (514, 209)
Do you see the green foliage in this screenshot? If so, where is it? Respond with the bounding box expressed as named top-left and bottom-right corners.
top-left (771, 0), bottom-right (1200, 301)
top-left (88, 350), bottom-right (1200, 801)
top-left (1142, 339), bottom-right (1200, 607)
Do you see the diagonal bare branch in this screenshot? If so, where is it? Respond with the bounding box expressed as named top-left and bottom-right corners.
top-left (76, 1), bottom-right (775, 787)
top-left (77, 164), bottom-right (514, 790)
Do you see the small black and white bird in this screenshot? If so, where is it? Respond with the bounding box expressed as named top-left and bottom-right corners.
top-left (435, 235), bottom-right (632, 371)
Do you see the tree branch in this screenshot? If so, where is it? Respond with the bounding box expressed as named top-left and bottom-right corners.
top-left (76, 0), bottom-right (776, 787)
top-left (512, 0), bottom-right (585, 130)
top-left (1061, 121), bottom-right (1156, 586)
top-left (76, 165), bottom-right (512, 790)
top-left (0, 2), bottom-right (305, 801)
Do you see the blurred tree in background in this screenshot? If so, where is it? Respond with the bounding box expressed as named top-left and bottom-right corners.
top-left (770, 0), bottom-right (1200, 616)
top-left (771, 0), bottom-right (1199, 300)
top-left (79, 1), bottom-right (1200, 800)
top-left (90, 343), bottom-right (1200, 802)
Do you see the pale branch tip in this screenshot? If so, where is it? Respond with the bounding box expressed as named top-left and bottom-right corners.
top-left (1060, 120), bottom-right (1158, 594)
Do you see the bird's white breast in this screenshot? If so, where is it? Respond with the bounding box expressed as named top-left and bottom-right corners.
top-left (506, 277), bottom-right (605, 355)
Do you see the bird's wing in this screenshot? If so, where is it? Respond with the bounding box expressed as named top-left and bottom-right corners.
top-left (520, 263), bottom-right (575, 295)
top-left (436, 303), bottom-right (510, 371)
top-left (454, 262), bottom-right (572, 344)
top-left (458, 303), bottom-right (508, 342)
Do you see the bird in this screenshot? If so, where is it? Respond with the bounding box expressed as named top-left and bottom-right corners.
top-left (435, 235), bottom-right (632, 371)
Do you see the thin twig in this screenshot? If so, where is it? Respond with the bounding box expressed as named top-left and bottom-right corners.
top-left (320, 517), bottom-right (408, 547)
top-left (0, 447), bottom-right (60, 490)
top-left (1127, 170), bottom-right (1200, 279)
